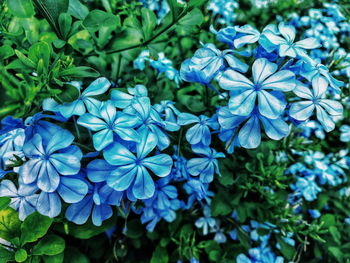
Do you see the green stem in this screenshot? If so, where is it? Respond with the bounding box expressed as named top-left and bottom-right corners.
top-left (89, 10), bottom-right (189, 56)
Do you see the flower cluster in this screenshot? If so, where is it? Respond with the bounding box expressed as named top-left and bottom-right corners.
top-left (180, 21), bottom-right (344, 150)
top-left (0, 77), bottom-right (226, 231)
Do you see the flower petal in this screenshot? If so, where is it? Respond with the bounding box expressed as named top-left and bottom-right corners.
top-left (77, 113), bottom-right (107, 131)
top-left (45, 130), bottom-right (75, 155)
top-left (260, 116), bottom-right (290, 140)
top-left (65, 195), bottom-right (93, 224)
top-left (19, 159), bottom-right (42, 185)
top-left (82, 77), bottom-right (111, 96)
top-left (252, 58), bottom-right (277, 84)
top-left (92, 204), bottom-right (113, 226)
top-left (261, 70), bottom-right (296, 91)
top-left (103, 142), bottom-right (136, 166)
top-left (137, 129), bottom-right (157, 159)
top-left (107, 164), bottom-right (137, 191)
top-left (289, 101), bottom-right (315, 121)
top-left (258, 90), bottom-right (286, 119)
top-left (49, 153), bottom-right (81, 175)
top-left (238, 115), bottom-right (261, 149)
top-left (37, 161), bottom-right (60, 192)
top-left (177, 113), bottom-right (199, 125)
top-left (142, 154), bottom-right (173, 177)
top-left (37, 192), bottom-right (61, 218)
top-left (87, 159), bottom-right (115, 182)
top-left (93, 129), bottom-right (113, 151)
top-left (229, 90), bottom-right (257, 116)
top-left (133, 166), bottom-right (155, 199)
top-left (218, 69), bottom-right (254, 91)
top-left (316, 105), bottom-right (335, 132)
top-left (57, 176), bottom-right (88, 203)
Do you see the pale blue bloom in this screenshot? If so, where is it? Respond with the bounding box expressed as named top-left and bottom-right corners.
top-left (66, 182), bottom-right (122, 226)
top-left (43, 78), bottom-right (111, 118)
top-left (195, 206), bottom-right (216, 235)
top-left (111, 85), bottom-right (148, 109)
top-left (77, 101), bottom-right (140, 151)
top-left (292, 175), bottom-right (321, 201)
top-left (207, 0), bottom-right (238, 25)
top-left (219, 58), bottom-right (295, 119)
top-left (187, 146), bottom-right (225, 183)
top-left (263, 22), bottom-right (320, 58)
top-left (309, 209), bottom-right (321, 218)
top-left (340, 125), bottom-right (350, 142)
top-left (19, 129), bottom-right (82, 193)
top-left (103, 129), bottom-right (173, 200)
top-left (178, 113), bottom-right (219, 146)
top-left (0, 180), bottom-right (38, 220)
top-left (218, 106), bottom-right (290, 149)
top-left (289, 78), bottom-right (343, 132)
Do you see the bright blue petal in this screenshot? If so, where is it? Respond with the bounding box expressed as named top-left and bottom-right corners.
top-left (238, 115), bottom-right (261, 149)
top-left (103, 142), bottom-right (136, 166)
top-left (87, 159), bottom-right (115, 182)
top-left (65, 195), bottom-right (93, 224)
top-left (142, 154), bottom-right (173, 177)
top-left (57, 176), bottom-right (88, 203)
top-left (37, 192), bottom-right (61, 218)
top-left (133, 166), bottom-right (155, 199)
top-left (82, 77), bottom-right (111, 96)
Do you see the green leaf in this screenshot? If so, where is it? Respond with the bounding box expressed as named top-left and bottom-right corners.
top-left (0, 208), bottom-right (21, 242)
top-left (0, 246), bottom-right (14, 263)
top-left (58, 216), bottom-right (116, 239)
top-left (14, 249), bottom-right (27, 262)
top-left (14, 50), bottom-right (36, 69)
top-left (328, 246), bottom-right (343, 262)
top-left (20, 213), bottom-right (53, 244)
top-left (0, 197), bottom-right (11, 210)
top-left (150, 245), bottom-right (168, 263)
top-left (60, 66), bottom-right (100, 78)
top-left (277, 236), bottom-right (296, 260)
top-left (58, 13), bottom-right (72, 39)
top-left (0, 45), bottom-right (15, 60)
top-left (187, 0), bottom-right (206, 8)
top-left (83, 10), bottom-right (117, 32)
top-left (32, 235), bottom-right (65, 256)
top-left (141, 8), bottom-right (157, 39)
top-left (211, 192), bottom-right (232, 216)
top-left (320, 214), bottom-right (336, 228)
top-left (6, 0), bottom-right (35, 18)
top-left (28, 42), bottom-right (51, 69)
top-left (177, 8), bottom-right (203, 33)
top-left (64, 247), bottom-right (89, 263)
top-left (32, 0), bottom-right (69, 38)
top-left (124, 219), bottom-right (144, 239)
top-left (329, 226), bottom-right (341, 245)
top-left (68, 0), bottom-right (89, 20)
top-left (43, 253), bottom-right (64, 263)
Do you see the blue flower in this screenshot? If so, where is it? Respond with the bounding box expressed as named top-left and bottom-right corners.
top-left (154, 101), bottom-right (181, 132)
top-left (219, 58), bottom-right (296, 119)
top-left (340, 125), bottom-right (350, 142)
top-left (103, 129), bottom-right (173, 199)
top-left (187, 146), bottom-right (225, 183)
top-left (233, 24), bottom-right (261, 48)
top-left (36, 174), bottom-right (89, 218)
top-left (66, 182), bottom-right (122, 226)
top-left (125, 97), bottom-right (171, 150)
top-left (216, 26), bottom-right (237, 46)
top-left (292, 175), bottom-right (321, 201)
top-left (178, 113), bottom-right (219, 146)
top-left (195, 206), bottom-right (216, 235)
top-left (77, 101), bottom-right (140, 151)
top-left (43, 78), bottom-right (111, 118)
top-left (111, 85), bottom-right (148, 109)
top-left (183, 179), bottom-right (214, 209)
top-left (289, 77), bottom-right (343, 132)
top-left (0, 180), bottom-right (38, 220)
top-left (301, 58), bottom-right (344, 92)
top-left (0, 116), bottom-right (24, 135)
top-left (218, 106), bottom-right (290, 149)
top-left (0, 128), bottom-right (25, 170)
top-left (139, 177), bottom-right (180, 231)
top-left (308, 209), bottom-right (321, 218)
top-left (263, 22), bottom-right (320, 58)
top-left (19, 129), bottom-right (82, 192)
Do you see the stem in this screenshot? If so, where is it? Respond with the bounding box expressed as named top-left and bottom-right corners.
top-left (73, 116), bottom-right (81, 139)
top-left (89, 10), bottom-right (189, 56)
top-left (73, 142), bottom-right (95, 152)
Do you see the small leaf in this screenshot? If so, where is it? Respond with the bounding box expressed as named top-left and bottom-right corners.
top-left (28, 42), bottom-right (51, 68)
top-left (150, 245), bottom-right (168, 263)
top-left (0, 45), bottom-right (15, 60)
top-left (58, 13), bottom-right (72, 39)
top-left (68, 0), bottom-right (89, 20)
top-left (20, 213), bottom-right (53, 244)
top-left (14, 50), bottom-right (36, 69)
top-left (141, 8), bottom-right (157, 39)
top-left (0, 197), bottom-right (11, 210)
top-left (6, 0), bottom-right (35, 18)
top-left (0, 208), bottom-right (21, 242)
top-left (32, 235), bottom-right (65, 256)
top-left (15, 249), bottom-right (27, 262)
top-left (0, 246), bottom-right (14, 263)
top-left (60, 66), bottom-right (100, 78)
top-left (43, 253), bottom-right (64, 263)
top-left (83, 10), bottom-right (117, 32)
